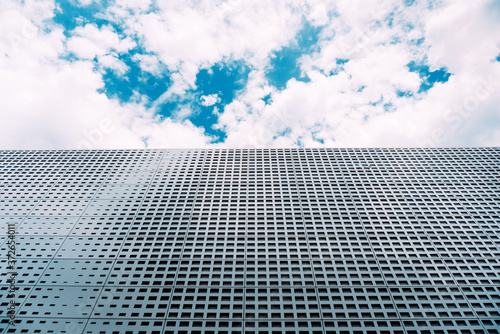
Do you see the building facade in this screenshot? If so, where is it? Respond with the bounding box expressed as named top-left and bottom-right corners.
top-left (0, 148), bottom-right (499, 333)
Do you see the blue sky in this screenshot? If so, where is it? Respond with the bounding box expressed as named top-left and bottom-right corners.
top-left (0, 0), bottom-right (499, 149)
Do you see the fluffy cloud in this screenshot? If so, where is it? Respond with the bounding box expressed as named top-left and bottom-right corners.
top-left (200, 94), bottom-right (220, 107)
top-left (110, 0), bottom-right (319, 92)
top-left (419, 0), bottom-right (500, 146)
top-left (0, 0), bottom-right (215, 149)
top-left (132, 53), bottom-right (161, 74)
top-left (98, 54), bottom-right (129, 75)
top-left (219, 0), bottom-right (500, 148)
top-left (0, 0), bottom-right (499, 149)
top-left (67, 23), bottom-right (135, 59)
top-left (134, 118), bottom-right (212, 148)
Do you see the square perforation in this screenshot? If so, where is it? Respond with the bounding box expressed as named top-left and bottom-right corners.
top-left (19, 286), bottom-right (101, 317)
top-left (39, 259), bottom-right (113, 285)
top-left (17, 216), bottom-right (79, 235)
top-left (0, 258), bottom-right (50, 285)
top-left (55, 237), bottom-right (125, 259)
top-left (4, 318), bottom-right (87, 333)
top-left (31, 200), bottom-right (90, 216)
top-left (92, 287), bottom-right (172, 318)
top-left (0, 236), bottom-right (65, 258)
top-left (45, 184), bottom-right (101, 200)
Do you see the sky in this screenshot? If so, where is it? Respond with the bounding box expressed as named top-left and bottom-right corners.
top-left (0, 0), bottom-right (499, 149)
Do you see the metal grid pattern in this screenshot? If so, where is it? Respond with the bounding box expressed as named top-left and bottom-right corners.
top-left (0, 148), bottom-right (499, 334)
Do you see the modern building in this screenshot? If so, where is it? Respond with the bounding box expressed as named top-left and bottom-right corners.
top-left (0, 148), bottom-right (499, 334)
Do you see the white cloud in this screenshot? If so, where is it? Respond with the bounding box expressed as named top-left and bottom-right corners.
top-left (200, 94), bottom-right (220, 106)
top-left (132, 53), bottom-right (161, 74)
top-left (108, 0), bottom-right (325, 95)
top-left (0, 0), bottom-right (499, 150)
top-left (218, 0), bottom-right (500, 148)
top-left (0, 0), bottom-right (215, 149)
top-left (134, 118), bottom-right (212, 149)
top-left (425, 0), bottom-right (500, 74)
top-left (98, 54), bottom-right (129, 75)
top-left (67, 23), bottom-right (135, 60)
top-left (76, 0), bottom-right (96, 6)
top-left (110, 0), bottom-right (152, 14)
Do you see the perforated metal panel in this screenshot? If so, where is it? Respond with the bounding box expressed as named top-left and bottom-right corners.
top-left (31, 199), bottom-right (90, 216)
top-left (0, 148), bottom-right (499, 334)
top-left (17, 217), bottom-right (79, 235)
top-left (55, 237), bottom-right (124, 259)
top-left (0, 285), bottom-right (35, 318)
top-left (95, 184), bottom-right (149, 200)
top-left (0, 185), bottom-right (52, 200)
top-left (0, 236), bottom-right (65, 258)
top-left (45, 184), bottom-right (101, 200)
top-left (3, 318), bottom-right (86, 334)
top-left (0, 217), bottom-right (23, 236)
top-left (84, 319), bottom-right (165, 334)
top-left (70, 217), bottom-right (134, 236)
top-left (0, 258), bottom-right (50, 285)
top-left (106, 259), bottom-right (178, 286)
top-left (0, 200), bottom-right (38, 216)
top-left (18, 286), bottom-right (101, 317)
top-left (91, 286), bottom-right (172, 318)
top-left (39, 259), bottom-right (113, 285)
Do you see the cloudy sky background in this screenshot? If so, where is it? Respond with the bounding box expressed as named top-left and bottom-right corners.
top-left (0, 0), bottom-right (499, 149)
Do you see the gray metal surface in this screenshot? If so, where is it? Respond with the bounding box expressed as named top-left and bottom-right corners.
top-left (0, 148), bottom-right (499, 333)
